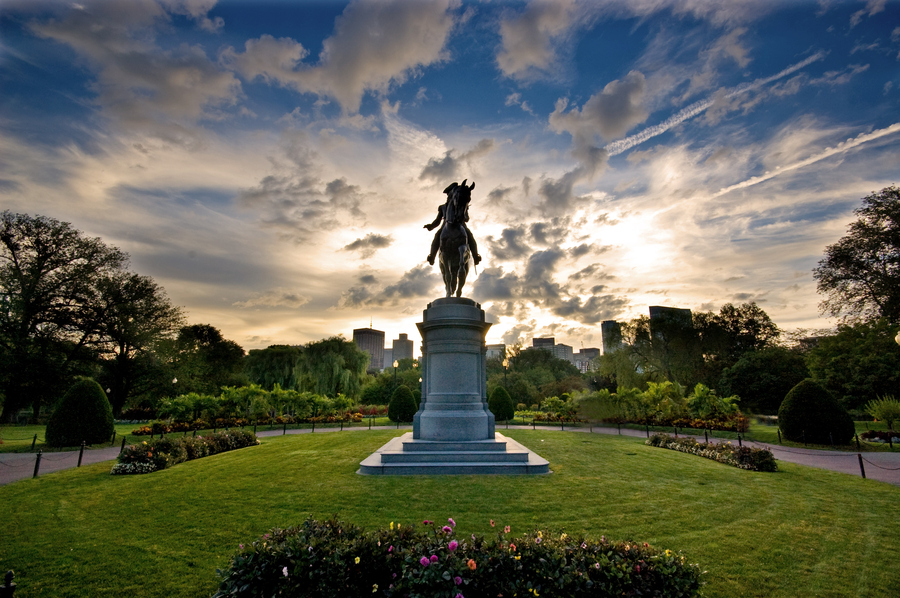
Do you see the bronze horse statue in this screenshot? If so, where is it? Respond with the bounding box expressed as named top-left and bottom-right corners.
top-left (439, 180), bottom-right (474, 297)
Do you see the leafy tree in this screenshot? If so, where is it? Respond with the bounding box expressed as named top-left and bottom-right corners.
top-left (294, 336), bottom-right (368, 399)
top-left (94, 272), bottom-right (183, 415)
top-left (814, 185), bottom-right (900, 324)
top-left (685, 383), bottom-right (740, 419)
top-left (488, 386), bottom-right (515, 421)
top-left (719, 346), bottom-right (809, 414)
top-left (245, 345), bottom-right (302, 390)
top-left (805, 319), bottom-right (900, 411)
top-left (0, 211), bottom-right (128, 421)
top-left (167, 324), bottom-right (247, 396)
top-left (45, 378), bottom-right (114, 446)
top-left (864, 396), bottom-right (900, 431)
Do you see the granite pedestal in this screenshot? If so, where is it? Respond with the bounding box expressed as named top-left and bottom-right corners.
top-left (359, 298), bottom-right (549, 475)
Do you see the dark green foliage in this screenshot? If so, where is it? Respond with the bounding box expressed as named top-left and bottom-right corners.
top-left (647, 434), bottom-right (777, 472)
top-left (113, 430), bottom-right (259, 474)
top-left (805, 319), bottom-right (900, 410)
top-left (169, 324), bottom-right (247, 396)
top-left (387, 385), bottom-right (417, 423)
top-left (245, 345), bottom-right (302, 390)
top-left (295, 336), bottom-right (368, 399)
top-left (213, 517), bottom-right (703, 598)
top-left (45, 379), bottom-right (115, 446)
top-left (778, 379), bottom-right (855, 445)
top-left (719, 347), bottom-right (809, 413)
top-left (488, 386), bottom-right (515, 421)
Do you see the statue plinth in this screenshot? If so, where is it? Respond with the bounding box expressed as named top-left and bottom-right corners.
top-left (358, 298), bottom-right (549, 475)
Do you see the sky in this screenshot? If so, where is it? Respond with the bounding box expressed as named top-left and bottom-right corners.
top-left (1, 0), bottom-right (899, 356)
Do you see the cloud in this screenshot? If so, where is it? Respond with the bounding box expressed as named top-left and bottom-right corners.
top-left (338, 265), bottom-right (441, 308)
top-left (419, 139), bottom-right (496, 183)
top-left (850, 0), bottom-right (886, 27)
top-left (496, 0), bottom-right (580, 80)
top-left (30, 1), bottom-right (240, 144)
top-left (222, 0), bottom-right (458, 113)
top-left (233, 288), bottom-right (310, 309)
top-left (549, 71), bottom-right (649, 142)
top-left (549, 294), bottom-right (629, 324)
top-left (485, 226), bottom-right (532, 261)
top-left (343, 233), bottom-right (394, 259)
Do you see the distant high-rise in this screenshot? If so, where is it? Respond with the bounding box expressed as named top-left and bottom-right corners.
top-left (574, 347), bottom-right (600, 373)
top-left (601, 320), bottom-right (622, 355)
top-left (648, 305), bottom-right (693, 327)
top-left (383, 348), bottom-right (393, 370)
top-left (486, 344), bottom-right (507, 360)
top-left (392, 333), bottom-right (414, 362)
top-left (532, 337), bottom-right (555, 349)
top-left (551, 343), bottom-right (574, 363)
top-left (353, 327), bottom-right (385, 374)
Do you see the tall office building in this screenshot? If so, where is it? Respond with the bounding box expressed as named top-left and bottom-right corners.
top-left (486, 344), bottom-right (506, 360)
top-left (392, 333), bottom-right (414, 362)
top-left (550, 343), bottom-right (574, 363)
top-left (601, 320), bottom-right (623, 355)
top-left (383, 348), bottom-right (393, 370)
top-left (532, 337), bottom-right (555, 349)
top-left (353, 327), bottom-right (385, 374)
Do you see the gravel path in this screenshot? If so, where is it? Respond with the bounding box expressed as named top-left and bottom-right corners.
top-left (1, 425), bottom-right (897, 486)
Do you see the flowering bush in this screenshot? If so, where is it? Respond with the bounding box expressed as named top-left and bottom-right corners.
top-left (112, 430), bottom-right (259, 475)
top-left (213, 516), bottom-right (704, 598)
top-left (861, 430), bottom-right (900, 442)
top-left (646, 434), bottom-right (777, 472)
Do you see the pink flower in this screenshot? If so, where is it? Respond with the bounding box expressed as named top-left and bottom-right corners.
top-left (238, 544), bottom-right (243, 550)
top-left (423, 520), bottom-right (432, 525)
top-left (455, 594), bottom-right (464, 598)
top-left (535, 537), bottom-right (542, 544)
top-left (420, 557), bottom-right (430, 567)
top-left (442, 526), bottom-right (453, 534)
top-left (490, 519), bottom-right (495, 527)
top-left (282, 566), bottom-right (288, 577)
top-left (388, 545), bottom-right (393, 553)
top-left (448, 517), bottom-right (456, 528)
top-left (449, 540), bottom-right (458, 552)
top-left (454, 576), bottom-right (463, 586)
top-left (504, 526), bottom-right (510, 534)
top-left (430, 554), bottom-right (439, 563)
top-left (581, 542), bottom-right (587, 549)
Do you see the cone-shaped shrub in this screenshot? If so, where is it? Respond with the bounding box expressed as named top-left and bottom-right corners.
top-left (489, 386), bottom-right (515, 421)
top-left (778, 378), bottom-right (854, 445)
top-left (46, 378), bottom-right (115, 447)
top-left (388, 385), bottom-right (417, 423)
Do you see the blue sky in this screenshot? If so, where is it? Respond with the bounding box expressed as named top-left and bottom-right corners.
top-left (2, 0), bottom-right (899, 353)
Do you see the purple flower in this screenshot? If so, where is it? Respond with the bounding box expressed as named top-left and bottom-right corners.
top-left (449, 540), bottom-right (458, 552)
top-left (238, 544), bottom-right (243, 550)
top-left (455, 594), bottom-right (464, 598)
top-left (388, 545), bottom-right (393, 553)
top-left (423, 520), bottom-right (432, 525)
top-left (454, 576), bottom-right (463, 586)
top-left (443, 526), bottom-right (453, 534)
top-left (420, 557), bottom-right (430, 567)
top-left (430, 554), bottom-right (439, 563)
top-left (282, 566), bottom-right (288, 577)
top-left (536, 537), bottom-right (542, 544)
top-left (448, 517), bottom-right (456, 528)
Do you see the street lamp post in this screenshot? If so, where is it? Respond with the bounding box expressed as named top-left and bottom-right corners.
top-left (393, 360), bottom-right (399, 388)
top-left (502, 358), bottom-right (509, 388)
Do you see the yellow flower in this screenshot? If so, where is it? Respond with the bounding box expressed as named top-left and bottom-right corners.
top-left (372, 584), bottom-right (378, 593)
top-left (390, 522), bottom-right (394, 530)
top-left (560, 533), bottom-right (568, 540)
top-left (537, 531), bottom-right (543, 538)
top-left (514, 555), bottom-right (521, 560)
top-left (355, 556), bottom-right (360, 564)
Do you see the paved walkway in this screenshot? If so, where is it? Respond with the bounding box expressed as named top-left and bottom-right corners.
top-left (1, 425), bottom-right (898, 486)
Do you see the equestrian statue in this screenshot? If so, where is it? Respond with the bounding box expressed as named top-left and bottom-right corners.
top-left (425, 180), bottom-right (481, 297)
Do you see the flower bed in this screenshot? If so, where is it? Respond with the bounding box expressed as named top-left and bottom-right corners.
top-left (213, 516), bottom-right (704, 598)
top-left (111, 430), bottom-right (259, 475)
top-left (646, 434), bottom-right (777, 472)
top-left (860, 430), bottom-right (900, 442)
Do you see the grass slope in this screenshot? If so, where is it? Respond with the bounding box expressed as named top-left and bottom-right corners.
top-left (1, 429), bottom-right (897, 598)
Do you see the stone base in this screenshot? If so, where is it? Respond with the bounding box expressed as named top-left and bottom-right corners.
top-left (357, 432), bottom-right (550, 475)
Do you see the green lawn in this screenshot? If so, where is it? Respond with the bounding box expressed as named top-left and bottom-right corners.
top-left (1, 429), bottom-right (897, 598)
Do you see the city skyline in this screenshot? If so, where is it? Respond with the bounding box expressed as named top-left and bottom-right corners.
top-left (2, 0), bottom-right (898, 351)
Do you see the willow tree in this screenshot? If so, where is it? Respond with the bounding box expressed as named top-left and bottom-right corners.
top-left (294, 336), bottom-right (368, 399)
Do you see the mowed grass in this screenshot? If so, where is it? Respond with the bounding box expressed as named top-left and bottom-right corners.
top-left (1, 429), bottom-right (898, 598)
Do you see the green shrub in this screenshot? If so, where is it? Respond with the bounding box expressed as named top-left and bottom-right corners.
top-left (488, 386), bottom-right (515, 421)
top-left (387, 385), bottom-right (417, 423)
top-left (864, 395), bottom-right (900, 430)
top-left (213, 516), bottom-right (704, 598)
top-left (778, 379), bottom-right (854, 444)
top-left (45, 379), bottom-right (115, 447)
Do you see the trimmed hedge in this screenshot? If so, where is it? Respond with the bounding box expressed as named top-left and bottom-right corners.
top-left (46, 379), bottom-right (115, 447)
top-left (646, 434), bottom-right (777, 472)
top-left (778, 379), bottom-right (854, 445)
top-left (213, 516), bottom-right (703, 598)
top-left (488, 386), bottom-right (515, 421)
top-left (111, 430), bottom-right (259, 475)
top-left (388, 385), bottom-right (417, 423)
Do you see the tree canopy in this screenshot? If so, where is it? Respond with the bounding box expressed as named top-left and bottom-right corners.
top-left (294, 336), bottom-right (369, 399)
top-left (814, 186), bottom-right (900, 324)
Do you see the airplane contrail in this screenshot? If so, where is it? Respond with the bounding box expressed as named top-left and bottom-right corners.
top-left (712, 122), bottom-right (900, 197)
top-left (604, 52), bottom-right (827, 157)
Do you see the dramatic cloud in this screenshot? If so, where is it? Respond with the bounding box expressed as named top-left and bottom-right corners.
top-left (222, 0), bottom-right (457, 112)
top-left (233, 288), bottom-right (310, 309)
top-left (338, 265), bottom-right (441, 308)
top-left (496, 0), bottom-right (580, 80)
top-left (419, 139), bottom-right (496, 183)
top-left (549, 71), bottom-right (649, 142)
top-left (485, 227), bottom-right (532, 261)
top-left (343, 233), bottom-right (394, 259)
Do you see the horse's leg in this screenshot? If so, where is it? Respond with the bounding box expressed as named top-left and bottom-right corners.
top-left (439, 252), bottom-right (452, 297)
top-left (456, 245), bottom-right (468, 297)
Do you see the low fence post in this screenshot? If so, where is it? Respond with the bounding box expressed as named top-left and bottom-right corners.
top-left (855, 434), bottom-right (860, 450)
top-left (368, 417), bottom-right (372, 430)
top-left (673, 426), bottom-right (678, 438)
top-left (77, 441), bottom-right (85, 467)
top-left (33, 450), bottom-right (42, 479)
top-left (738, 435), bottom-right (742, 448)
top-left (340, 421), bottom-right (343, 431)
top-left (120, 436), bottom-right (127, 454)
top-left (282, 421), bottom-right (287, 435)
top-left (110, 431), bottom-right (116, 446)
top-left (704, 430), bottom-right (709, 444)
top-left (777, 429), bottom-right (782, 444)
top-left (890, 436), bottom-right (894, 449)
top-left (617, 423), bottom-right (621, 435)
top-left (645, 425), bottom-right (649, 438)
top-left (857, 454), bottom-right (866, 479)
top-left (31, 434), bottom-right (37, 451)
top-left (1, 570), bottom-right (15, 597)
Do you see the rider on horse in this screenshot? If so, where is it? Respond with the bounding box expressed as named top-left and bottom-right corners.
top-left (425, 180), bottom-right (482, 266)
